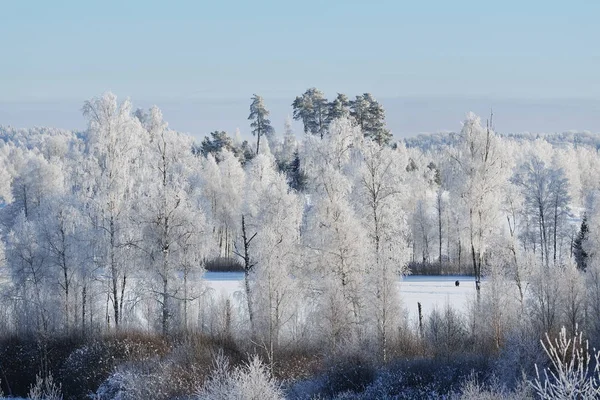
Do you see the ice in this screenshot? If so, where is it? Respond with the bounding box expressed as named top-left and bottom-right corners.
top-left (203, 273), bottom-right (479, 323)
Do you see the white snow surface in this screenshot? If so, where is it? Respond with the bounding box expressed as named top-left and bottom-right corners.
top-left (203, 272), bottom-right (478, 324)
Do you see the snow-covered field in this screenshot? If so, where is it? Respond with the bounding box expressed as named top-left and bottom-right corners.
top-left (204, 272), bottom-right (478, 323)
top-left (399, 275), bottom-right (477, 322)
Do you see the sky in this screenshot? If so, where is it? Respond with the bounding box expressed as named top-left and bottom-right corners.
top-left (1, 0), bottom-right (599, 139)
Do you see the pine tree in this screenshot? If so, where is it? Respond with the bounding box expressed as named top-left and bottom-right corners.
top-left (349, 93), bottom-right (391, 145)
top-left (200, 131), bottom-right (234, 157)
top-left (573, 215), bottom-right (588, 271)
top-left (287, 151), bottom-right (306, 192)
top-left (248, 94), bottom-right (274, 155)
top-left (292, 88), bottom-right (328, 138)
top-left (327, 93), bottom-right (350, 124)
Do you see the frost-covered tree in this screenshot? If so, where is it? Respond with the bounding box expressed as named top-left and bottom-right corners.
top-left (561, 263), bottom-right (585, 336)
top-left (412, 198), bottom-right (434, 263)
top-left (512, 155), bottom-right (571, 268)
top-left (583, 196), bottom-right (600, 342)
top-left (548, 166), bottom-right (571, 265)
top-left (528, 264), bottom-right (562, 334)
top-left (138, 106), bottom-right (210, 334)
top-left (9, 153), bottom-right (64, 221)
top-left (450, 113), bottom-right (505, 298)
top-left (586, 257), bottom-right (600, 344)
top-left (275, 116), bottom-right (297, 172)
top-left (81, 92), bottom-right (145, 329)
top-left (354, 140), bottom-right (410, 361)
top-left (301, 118), bottom-right (369, 348)
top-left (199, 149), bottom-right (246, 258)
top-left (0, 142), bottom-right (15, 204)
top-left (37, 196), bottom-right (82, 333)
top-left (242, 151), bottom-right (303, 362)
top-left (6, 213), bottom-right (52, 335)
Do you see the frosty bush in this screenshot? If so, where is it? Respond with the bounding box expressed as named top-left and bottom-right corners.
top-left (196, 352), bottom-right (283, 400)
top-left (28, 373), bottom-right (62, 400)
top-left (95, 365), bottom-right (170, 400)
top-left (94, 358), bottom-right (195, 400)
top-left (456, 373), bottom-right (532, 400)
top-left (425, 304), bottom-right (466, 358)
top-left (531, 325), bottom-right (600, 399)
top-left (321, 354), bottom-right (375, 397)
top-left (493, 326), bottom-right (545, 387)
top-left (60, 333), bottom-right (170, 399)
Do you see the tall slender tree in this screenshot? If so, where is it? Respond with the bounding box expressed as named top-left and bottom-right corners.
top-left (512, 156), bottom-right (571, 268)
top-left (81, 92), bottom-right (144, 329)
top-left (248, 94), bottom-right (274, 155)
top-left (450, 113), bottom-right (505, 299)
top-left (573, 215), bottom-right (588, 271)
top-left (355, 140), bottom-right (409, 362)
top-left (138, 106), bottom-right (210, 335)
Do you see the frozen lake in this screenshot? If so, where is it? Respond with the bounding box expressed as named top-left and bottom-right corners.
top-left (399, 275), bottom-right (477, 322)
top-left (203, 272), bottom-right (478, 323)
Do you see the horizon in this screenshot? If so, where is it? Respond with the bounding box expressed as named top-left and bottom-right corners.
top-left (1, 95), bottom-right (599, 142)
top-left (2, 1), bottom-right (599, 141)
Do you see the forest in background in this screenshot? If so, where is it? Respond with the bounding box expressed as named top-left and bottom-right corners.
top-left (1, 90), bottom-right (600, 399)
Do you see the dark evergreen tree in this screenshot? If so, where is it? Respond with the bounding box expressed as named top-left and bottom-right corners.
top-left (406, 158), bottom-right (418, 172)
top-left (573, 215), bottom-right (588, 271)
top-left (200, 130), bottom-right (235, 157)
top-left (287, 150), bottom-right (307, 192)
top-left (327, 93), bottom-right (350, 124)
top-left (292, 88), bottom-right (328, 138)
top-left (350, 93), bottom-right (392, 146)
top-left (198, 130), bottom-right (257, 165)
top-left (239, 140), bottom-right (256, 165)
top-left (427, 162), bottom-right (442, 186)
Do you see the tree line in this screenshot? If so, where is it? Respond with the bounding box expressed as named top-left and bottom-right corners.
top-left (1, 91), bottom-right (600, 398)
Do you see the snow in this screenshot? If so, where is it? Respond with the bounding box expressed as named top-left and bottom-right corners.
top-left (203, 273), bottom-right (478, 323)
top-left (399, 275), bottom-right (477, 322)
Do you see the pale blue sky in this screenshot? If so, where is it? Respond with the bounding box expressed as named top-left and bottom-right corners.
top-left (1, 0), bottom-right (599, 137)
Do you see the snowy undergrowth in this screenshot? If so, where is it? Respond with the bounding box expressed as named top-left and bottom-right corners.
top-left (195, 351), bottom-right (284, 400)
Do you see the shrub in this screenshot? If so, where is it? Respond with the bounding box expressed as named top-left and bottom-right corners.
top-left (425, 304), bottom-right (467, 359)
top-left (321, 354), bottom-right (375, 397)
top-left (530, 325), bottom-right (600, 399)
top-left (95, 359), bottom-right (185, 400)
top-left (28, 373), bottom-right (62, 400)
top-left (493, 327), bottom-right (545, 388)
top-left (0, 334), bottom-right (83, 398)
top-left (59, 332), bottom-right (170, 400)
top-left (456, 373), bottom-right (532, 400)
top-left (204, 257), bottom-right (244, 272)
top-left (196, 351), bottom-right (284, 400)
